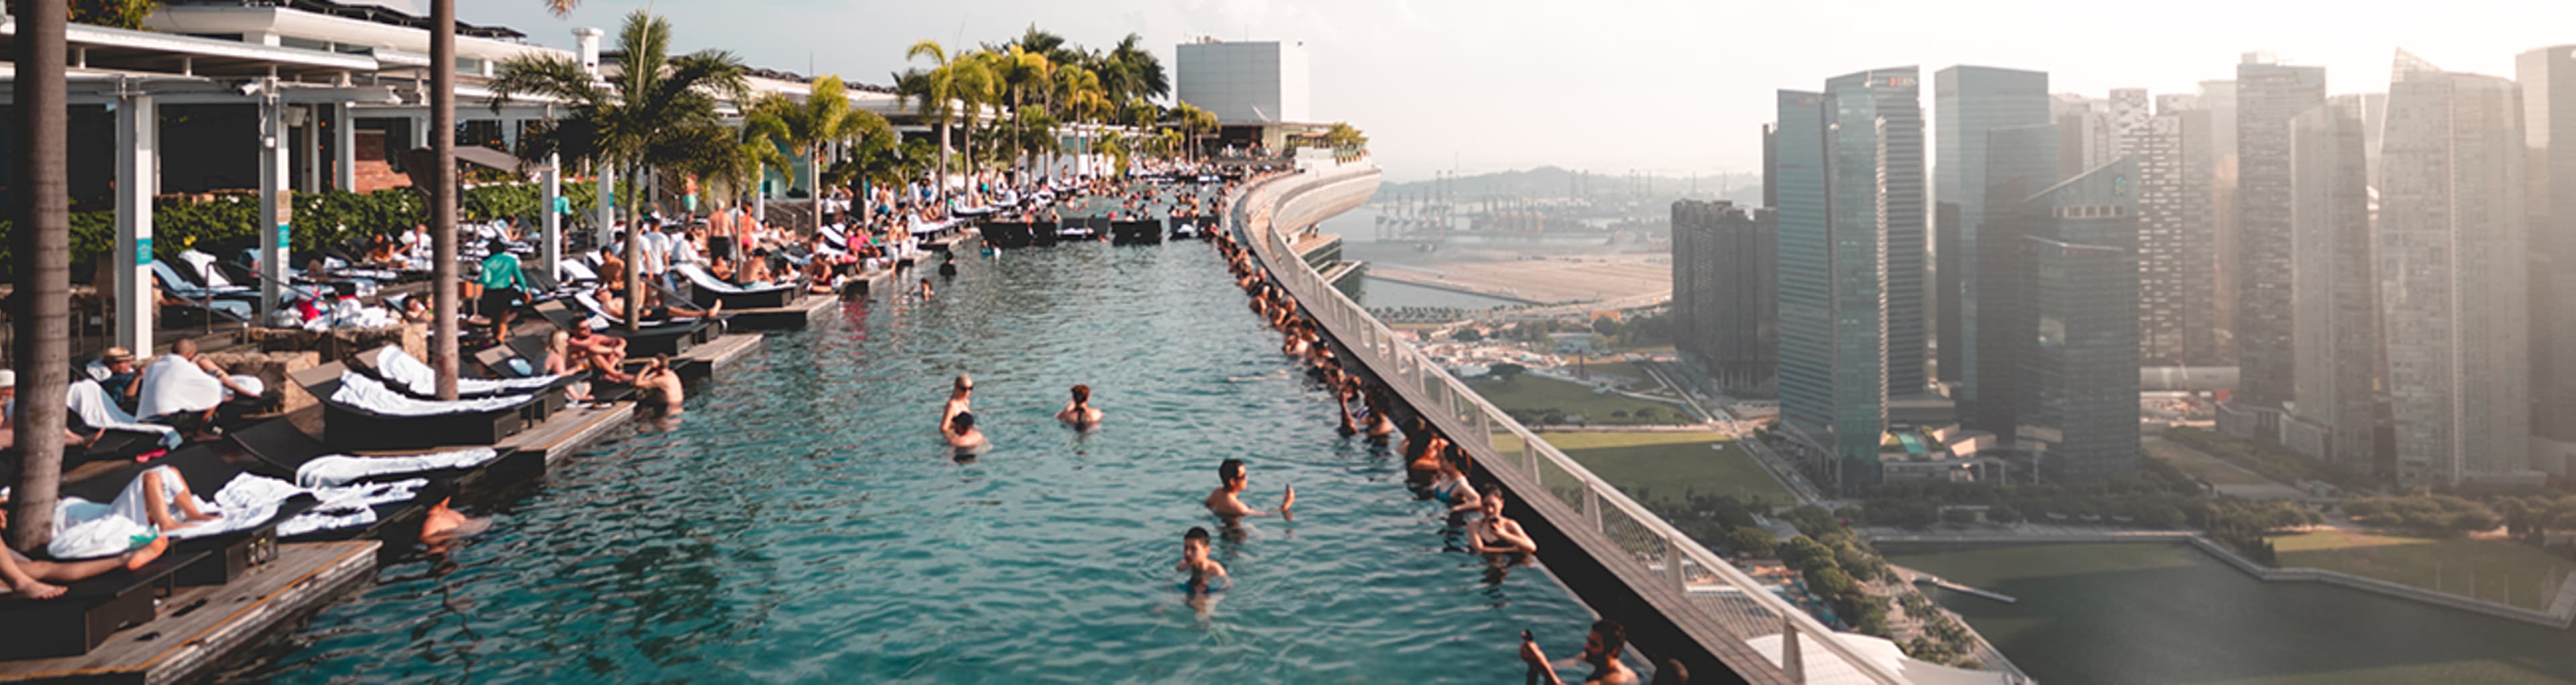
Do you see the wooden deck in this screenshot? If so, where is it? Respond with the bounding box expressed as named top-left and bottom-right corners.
top-left (727, 294), bottom-right (836, 331)
top-left (677, 332), bottom-right (763, 380)
top-left (0, 541), bottom-right (378, 685)
top-left (494, 401), bottom-right (639, 470)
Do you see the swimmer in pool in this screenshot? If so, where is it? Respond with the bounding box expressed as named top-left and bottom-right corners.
top-left (943, 411), bottom-right (988, 456)
top-left (1176, 526), bottom-right (1229, 594)
top-left (943, 374), bottom-right (974, 429)
top-left (918, 278), bottom-right (934, 299)
top-left (1521, 619), bottom-right (1641, 685)
top-left (1428, 450), bottom-right (1481, 515)
top-left (1056, 384), bottom-right (1104, 427)
top-left (1205, 458), bottom-right (1293, 522)
top-left (1469, 484), bottom-right (1538, 564)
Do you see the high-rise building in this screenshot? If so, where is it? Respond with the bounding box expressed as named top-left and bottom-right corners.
top-left (2381, 50), bottom-right (2530, 486)
top-left (2109, 88), bottom-right (2152, 158)
top-left (1174, 39), bottom-right (1311, 124)
top-left (2200, 80), bottom-right (2242, 363)
top-left (1933, 66), bottom-right (2050, 400)
top-left (1968, 124), bottom-right (2063, 437)
top-left (2137, 103), bottom-right (2219, 366)
top-left (1827, 67), bottom-right (1929, 401)
top-left (2285, 96), bottom-right (2383, 472)
top-left (2519, 45), bottom-right (2576, 476)
top-left (2016, 158), bottom-right (2144, 482)
top-left (2233, 54), bottom-right (2327, 409)
top-left (1774, 68), bottom-right (1926, 492)
top-left (2053, 94), bottom-right (2113, 180)
top-left (1672, 200), bottom-right (1778, 391)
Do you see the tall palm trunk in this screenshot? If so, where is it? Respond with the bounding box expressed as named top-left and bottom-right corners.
top-left (935, 118), bottom-right (952, 205)
top-left (7, 0), bottom-right (70, 553)
top-left (808, 146), bottom-right (823, 228)
top-left (625, 162), bottom-right (645, 332)
top-left (428, 0), bottom-right (460, 399)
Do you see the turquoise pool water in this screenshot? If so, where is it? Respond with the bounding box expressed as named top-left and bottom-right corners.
top-left (232, 238), bottom-right (1599, 683)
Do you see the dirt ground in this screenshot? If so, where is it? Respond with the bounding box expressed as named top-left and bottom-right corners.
top-left (1368, 252), bottom-right (1670, 305)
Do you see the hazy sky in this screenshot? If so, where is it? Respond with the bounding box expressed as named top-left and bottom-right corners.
top-left (449, 0), bottom-right (2576, 182)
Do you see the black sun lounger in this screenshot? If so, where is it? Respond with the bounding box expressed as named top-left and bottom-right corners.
top-left (0, 546), bottom-right (205, 660)
top-left (54, 443), bottom-right (309, 588)
top-left (291, 362), bottom-right (532, 451)
top-left (674, 263), bottom-right (799, 309)
top-left (347, 345), bottom-right (572, 421)
top-left (538, 299), bottom-right (708, 358)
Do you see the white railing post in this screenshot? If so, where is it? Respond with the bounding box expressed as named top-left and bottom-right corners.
top-left (1782, 617), bottom-right (1807, 684)
top-left (1585, 486), bottom-right (1603, 533)
top-left (1665, 531), bottom-right (1687, 592)
top-left (1525, 441), bottom-right (1540, 483)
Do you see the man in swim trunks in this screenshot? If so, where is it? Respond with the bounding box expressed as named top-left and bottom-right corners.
top-left (565, 324), bottom-right (631, 383)
top-left (943, 411), bottom-right (988, 456)
top-left (1521, 619), bottom-right (1641, 685)
top-left (1205, 458), bottom-right (1293, 521)
top-left (634, 355), bottom-right (683, 411)
top-left (1056, 384), bottom-right (1104, 426)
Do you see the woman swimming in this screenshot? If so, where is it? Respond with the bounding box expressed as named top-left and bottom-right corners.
top-left (1428, 450), bottom-right (1481, 515)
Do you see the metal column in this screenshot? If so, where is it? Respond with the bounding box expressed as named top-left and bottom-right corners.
top-left (594, 164), bottom-right (616, 246)
top-left (298, 105), bottom-right (321, 193)
top-left (541, 152), bottom-right (562, 276)
top-left (332, 103), bottom-right (357, 191)
top-left (111, 94), bottom-right (155, 353)
top-left (256, 89), bottom-right (291, 319)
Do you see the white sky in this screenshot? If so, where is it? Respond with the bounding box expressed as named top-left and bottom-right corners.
top-left (454, 0), bottom-right (2576, 182)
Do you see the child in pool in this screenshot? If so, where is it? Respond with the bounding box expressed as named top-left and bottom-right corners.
top-left (1177, 527), bottom-right (1230, 594)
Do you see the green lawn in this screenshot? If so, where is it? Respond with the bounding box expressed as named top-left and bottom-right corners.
top-left (1565, 358), bottom-right (1649, 387)
top-left (1467, 374), bottom-right (1690, 425)
top-left (2143, 437), bottom-right (2279, 487)
top-left (1494, 431), bottom-right (1791, 508)
top-left (2273, 529), bottom-right (2575, 611)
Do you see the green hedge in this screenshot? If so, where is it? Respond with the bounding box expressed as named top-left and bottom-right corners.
top-left (0, 180), bottom-right (619, 268)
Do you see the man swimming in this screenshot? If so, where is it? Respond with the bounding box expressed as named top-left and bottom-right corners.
top-left (1175, 526), bottom-right (1229, 594)
top-left (1521, 619), bottom-right (1641, 685)
top-left (1055, 384), bottom-right (1104, 427)
top-left (943, 411), bottom-right (989, 456)
top-left (1205, 458), bottom-right (1293, 521)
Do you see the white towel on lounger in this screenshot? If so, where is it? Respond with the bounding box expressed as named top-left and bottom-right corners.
top-left (331, 372), bottom-right (535, 416)
top-left (374, 347), bottom-right (557, 396)
top-left (294, 447), bottom-right (500, 488)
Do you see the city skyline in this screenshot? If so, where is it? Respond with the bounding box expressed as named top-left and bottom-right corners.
top-left (441, 0), bottom-right (2576, 181)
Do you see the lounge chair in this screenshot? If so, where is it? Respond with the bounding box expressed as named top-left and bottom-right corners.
top-left (0, 547), bottom-right (205, 660)
top-left (290, 362), bottom-right (533, 450)
top-left (674, 263), bottom-right (797, 309)
top-left (227, 419), bottom-right (500, 488)
top-left (54, 444), bottom-right (311, 588)
top-left (348, 345), bottom-right (571, 420)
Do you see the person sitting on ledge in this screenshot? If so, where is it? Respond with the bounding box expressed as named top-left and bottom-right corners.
top-left (0, 490), bottom-right (169, 600)
top-left (1205, 458), bottom-right (1293, 522)
top-left (564, 324), bottom-right (631, 384)
top-left (1056, 384), bottom-right (1104, 427)
top-left (1520, 619), bottom-right (1640, 685)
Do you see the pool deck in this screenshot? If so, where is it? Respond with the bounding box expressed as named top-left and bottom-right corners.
top-left (726, 294), bottom-right (836, 331)
top-left (0, 541), bottom-right (378, 685)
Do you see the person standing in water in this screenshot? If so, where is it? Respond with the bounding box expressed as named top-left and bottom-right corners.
top-left (1056, 384), bottom-right (1104, 427)
top-left (1205, 458), bottom-right (1293, 522)
top-left (1520, 619), bottom-right (1640, 685)
top-left (1175, 526), bottom-right (1228, 594)
top-left (943, 411), bottom-right (988, 457)
top-left (943, 374), bottom-right (974, 429)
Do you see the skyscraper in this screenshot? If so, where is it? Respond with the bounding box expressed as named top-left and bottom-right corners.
top-left (1827, 67), bottom-right (1929, 401)
top-left (1933, 66), bottom-right (2050, 400)
top-left (2519, 45), bottom-right (2576, 476)
top-left (2017, 158), bottom-right (2144, 483)
top-left (2109, 88), bottom-right (2151, 158)
top-left (2233, 54), bottom-right (2327, 409)
top-left (1774, 68), bottom-right (1925, 492)
top-left (2200, 79), bottom-right (2243, 361)
top-left (2381, 50), bottom-right (2530, 486)
top-left (1672, 200), bottom-right (1777, 391)
top-left (2286, 96), bottom-right (2383, 472)
top-left (2053, 94), bottom-right (2113, 180)
top-left (1970, 123), bottom-right (2062, 437)
top-left (2136, 103), bottom-right (2218, 366)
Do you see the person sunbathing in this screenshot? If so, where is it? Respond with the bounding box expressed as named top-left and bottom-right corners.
top-left (1205, 458), bottom-right (1293, 522)
top-left (0, 493), bottom-right (170, 600)
top-left (1056, 384), bottom-right (1104, 427)
top-left (594, 281), bottom-right (718, 324)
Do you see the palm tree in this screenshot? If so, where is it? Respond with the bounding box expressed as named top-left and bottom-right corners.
top-left (1051, 66), bottom-right (1109, 177)
top-left (1099, 34), bottom-right (1168, 104)
top-left (492, 9), bottom-right (749, 331)
top-left (9, 0), bottom-right (72, 553)
top-left (746, 75), bottom-right (887, 226)
top-left (990, 45), bottom-right (1052, 174)
top-left (1171, 102), bottom-right (1218, 162)
top-left (899, 40), bottom-right (975, 205)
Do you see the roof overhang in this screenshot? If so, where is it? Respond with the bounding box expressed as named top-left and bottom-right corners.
top-left (1, 15), bottom-right (379, 81)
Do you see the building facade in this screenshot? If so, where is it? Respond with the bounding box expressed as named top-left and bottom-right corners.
top-left (2136, 105), bottom-right (2219, 366)
top-left (2286, 96), bottom-right (2383, 472)
top-left (1969, 123), bottom-right (2063, 438)
top-left (2520, 45), bottom-right (2576, 476)
top-left (2380, 51), bottom-right (2531, 485)
top-left (2233, 55), bottom-right (2328, 410)
top-left (2017, 158), bottom-right (2145, 483)
top-left (1826, 67), bottom-right (1930, 402)
top-left (1774, 85), bottom-right (1887, 492)
top-left (1672, 200), bottom-right (1777, 392)
top-left (1175, 39), bottom-right (1311, 124)
top-left (1933, 66), bottom-right (2050, 403)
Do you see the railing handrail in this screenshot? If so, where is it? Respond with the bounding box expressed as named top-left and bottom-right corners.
top-left (1226, 164), bottom-right (1916, 684)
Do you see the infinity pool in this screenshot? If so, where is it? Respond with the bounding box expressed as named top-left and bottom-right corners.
top-left (232, 238), bottom-right (1599, 683)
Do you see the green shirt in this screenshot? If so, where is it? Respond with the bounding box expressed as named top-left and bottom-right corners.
top-left (477, 252), bottom-right (526, 290)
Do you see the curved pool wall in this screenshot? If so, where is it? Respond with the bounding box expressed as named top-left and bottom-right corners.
top-left (230, 191), bottom-right (1607, 683)
top-left (1230, 162), bottom-right (1913, 685)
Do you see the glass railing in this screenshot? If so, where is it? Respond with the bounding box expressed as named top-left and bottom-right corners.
top-left (1229, 162), bottom-right (1919, 685)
